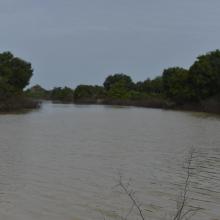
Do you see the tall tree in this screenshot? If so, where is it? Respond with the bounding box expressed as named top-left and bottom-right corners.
top-left (0, 51), bottom-right (33, 90)
top-left (162, 67), bottom-right (192, 103)
top-left (189, 50), bottom-right (220, 100)
top-left (74, 85), bottom-right (105, 101)
top-left (103, 73), bottom-right (134, 91)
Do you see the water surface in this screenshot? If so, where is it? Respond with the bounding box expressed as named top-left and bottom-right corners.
top-left (0, 102), bottom-right (219, 220)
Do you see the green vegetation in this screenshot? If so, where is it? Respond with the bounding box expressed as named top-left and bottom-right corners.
top-left (0, 51), bottom-right (39, 112)
top-left (50, 87), bottom-right (74, 102)
top-left (0, 52), bottom-right (32, 98)
top-left (104, 74), bottom-right (134, 91)
top-left (162, 67), bottom-right (191, 104)
top-left (25, 84), bottom-right (50, 100)
top-left (74, 85), bottom-right (106, 103)
top-left (189, 50), bottom-right (220, 100)
top-left (26, 49), bottom-right (220, 113)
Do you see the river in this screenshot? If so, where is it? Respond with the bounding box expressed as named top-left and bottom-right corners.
top-left (0, 102), bottom-right (219, 220)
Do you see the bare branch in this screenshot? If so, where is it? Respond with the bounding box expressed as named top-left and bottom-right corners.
top-left (180, 207), bottom-right (203, 220)
top-left (172, 148), bottom-right (200, 220)
top-left (123, 203), bottom-right (135, 220)
top-left (118, 175), bottom-right (146, 220)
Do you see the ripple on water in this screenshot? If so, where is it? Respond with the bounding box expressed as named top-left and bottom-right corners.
top-left (0, 103), bottom-right (219, 220)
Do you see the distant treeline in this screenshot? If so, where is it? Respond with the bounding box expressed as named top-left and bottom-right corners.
top-left (26, 49), bottom-right (220, 113)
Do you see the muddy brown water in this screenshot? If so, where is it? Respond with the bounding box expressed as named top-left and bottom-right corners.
top-left (0, 102), bottom-right (219, 220)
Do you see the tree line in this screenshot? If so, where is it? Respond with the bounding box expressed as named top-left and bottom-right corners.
top-left (1, 49), bottom-right (219, 112)
top-left (26, 49), bottom-right (220, 112)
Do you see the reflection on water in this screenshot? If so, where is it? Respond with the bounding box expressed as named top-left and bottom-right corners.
top-left (0, 102), bottom-right (219, 220)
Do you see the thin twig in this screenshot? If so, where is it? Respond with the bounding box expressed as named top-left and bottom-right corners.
top-left (173, 149), bottom-right (196, 220)
top-left (118, 175), bottom-right (146, 220)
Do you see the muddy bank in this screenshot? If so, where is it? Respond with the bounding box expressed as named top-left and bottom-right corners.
top-left (74, 97), bottom-right (220, 114)
top-left (74, 97), bottom-right (171, 108)
top-left (0, 96), bottom-right (41, 113)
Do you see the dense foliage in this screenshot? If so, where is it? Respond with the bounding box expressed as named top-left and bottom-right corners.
top-left (77, 50), bottom-right (220, 107)
top-left (3, 49), bottom-right (220, 113)
top-left (74, 85), bottom-right (105, 102)
top-left (189, 50), bottom-right (220, 100)
top-left (25, 85), bottom-right (50, 99)
top-left (0, 51), bottom-right (33, 100)
top-left (27, 49), bottom-right (220, 112)
top-left (50, 87), bottom-right (74, 102)
top-left (0, 51), bottom-right (40, 111)
top-left (162, 67), bottom-right (191, 103)
top-left (103, 74), bottom-right (134, 91)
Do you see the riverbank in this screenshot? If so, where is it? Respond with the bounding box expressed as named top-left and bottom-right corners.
top-left (74, 97), bottom-right (172, 109)
top-left (0, 95), bottom-right (41, 113)
top-left (73, 96), bottom-right (220, 114)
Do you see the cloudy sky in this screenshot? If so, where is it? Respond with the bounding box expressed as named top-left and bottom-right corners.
top-left (0, 0), bottom-right (220, 89)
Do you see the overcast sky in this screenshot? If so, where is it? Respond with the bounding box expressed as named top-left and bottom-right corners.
top-left (0, 0), bottom-right (220, 89)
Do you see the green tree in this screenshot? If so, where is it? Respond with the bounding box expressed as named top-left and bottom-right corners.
top-left (107, 82), bottom-right (130, 99)
top-left (25, 85), bottom-right (50, 99)
top-left (103, 73), bottom-right (134, 91)
top-left (50, 87), bottom-right (74, 102)
top-left (0, 51), bottom-right (33, 90)
top-left (0, 51), bottom-right (33, 101)
top-left (74, 85), bottom-right (106, 101)
top-left (150, 76), bottom-right (164, 94)
top-left (189, 50), bottom-right (220, 100)
top-left (162, 67), bottom-right (192, 103)
top-left (136, 78), bottom-right (152, 93)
